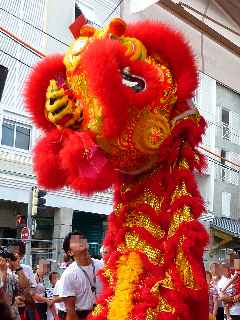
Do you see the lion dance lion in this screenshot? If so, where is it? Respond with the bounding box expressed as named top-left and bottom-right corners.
top-left (24, 19), bottom-right (209, 320)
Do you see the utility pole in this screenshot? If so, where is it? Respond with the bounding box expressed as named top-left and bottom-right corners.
top-left (25, 187), bottom-right (33, 266)
top-left (25, 186), bottom-right (47, 266)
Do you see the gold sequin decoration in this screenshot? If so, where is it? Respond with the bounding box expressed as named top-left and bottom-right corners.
top-left (120, 183), bottom-right (132, 194)
top-left (125, 211), bottom-right (165, 239)
top-left (145, 55), bottom-right (177, 109)
top-left (168, 206), bottom-right (193, 238)
top-left (92, 304), bottom-right (104, 317)
top-left (133, 111), bottom-right (171, 154)
top-left (151, 272), bottom-right (174, 294)
top-left (160, 271), bottom-right (174, 289)
top-left (171, 182), bottom-right (191, 203)
top-left (67, 73), bottom-right (88, 99)
top-left (114, 203), bottom-right (124, 215)
top-left (175, 237), bottom-right (197, 289)
top-left (66, 72), bottom-right (103, 134)
top-left (145, 311), bottom-right (156, 320)
top-left (118, 232), bottom-right (164, 265)
top-left (138, 188), bottom-right (163, 213)
top-left (103, 267), bottom-right (114, 287)
top-left (179, 158), bottom-right (189, 170)
top-left (145, 296), bottom-right (175, 319)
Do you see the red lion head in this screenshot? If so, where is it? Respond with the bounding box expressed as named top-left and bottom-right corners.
top-left (24, 19), bottom-right (203, 194)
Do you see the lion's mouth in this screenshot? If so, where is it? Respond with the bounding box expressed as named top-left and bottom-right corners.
top-left (121, 67), bottom-right (146, 92)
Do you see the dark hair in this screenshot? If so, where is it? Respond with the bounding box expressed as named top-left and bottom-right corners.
top-left (0, 300), bottom-right (14, 320)
top-left (11, 240), bottom-right (26, 256)
top-left (49, 271), bottom-right (59, 282)
top-left (63, 231), bottom-right (84, 254)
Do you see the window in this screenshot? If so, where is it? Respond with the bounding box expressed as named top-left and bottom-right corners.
top-left (222, 192), bottom-right (231, 217)
top-left (222, 109), bottom-right (230, 140)
top-left (0, 65), bottom-right (8, 102)
top-left (192, 89), bottom-right (199, 106)
top-left (221, 149), bottom-right (226, 181)
top-left (222, 109), bottom-right (230, 124)
top-left (1, 119), bottom-right (31, 150)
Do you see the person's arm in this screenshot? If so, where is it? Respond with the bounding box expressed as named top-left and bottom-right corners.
top-left (32, 293), bottom-right (48, 303)
top-left (0, 257), bottom-right (8, 287)
top-left (222, 293), bottom-right (240, 303)
top-left (64, 296), bottom-right (78, 320)
top-left (213, 294), bottom-right (218, 317)
top-left (48, 295), bottom-right (65, 307)
top-left (221, 274), bottom-right (237, 293)
top-left (0, 257), bottom-right (9, 303)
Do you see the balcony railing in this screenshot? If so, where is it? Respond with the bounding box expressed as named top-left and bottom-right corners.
top-left (220, 122), bottom-right (240, 145)
top-left (214, 163), bottom-right (239, 186)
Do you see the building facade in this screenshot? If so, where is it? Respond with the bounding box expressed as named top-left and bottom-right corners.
top-left (1, 0), bottom-right (240, 264)
top-left (0, 0), bottom-right (116, 263)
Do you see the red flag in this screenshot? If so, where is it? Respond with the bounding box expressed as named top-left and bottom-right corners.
top-left (69, 14), bottom-right (87, 39)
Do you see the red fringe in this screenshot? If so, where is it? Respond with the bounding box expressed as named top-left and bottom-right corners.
top-left (23, 54), bottom-right (65, 132)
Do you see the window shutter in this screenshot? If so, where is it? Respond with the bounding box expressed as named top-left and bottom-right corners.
top-left (222, 192), bottom-right (231, 217)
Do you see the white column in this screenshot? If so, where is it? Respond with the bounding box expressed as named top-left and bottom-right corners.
top-left (53, 207), bottom-right (73, 264)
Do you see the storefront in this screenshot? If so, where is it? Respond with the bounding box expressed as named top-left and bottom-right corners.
top-left (72, 211), bottom-right (107, 258)
top-left (210, 216), bottom-right (240, 262)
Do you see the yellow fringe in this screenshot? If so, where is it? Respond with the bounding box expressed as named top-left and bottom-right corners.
top-left (107, 252), bottom-right (143, 320)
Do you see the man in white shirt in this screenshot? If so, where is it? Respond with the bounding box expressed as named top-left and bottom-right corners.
top-left (59, 231), bottom-right (103, 320)
top-left (220, 263), bottom-right (240, 320)
top-left (217, 263), bottom-right (233, 320)
top-left (50, 278), bottom-right (67, 320)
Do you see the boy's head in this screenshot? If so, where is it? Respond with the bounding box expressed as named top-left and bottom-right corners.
top-left (10, 241), bottom-right (26, 259)
top-left (49, 271), bottom-right (59, 286)
top-left (63, 231), bottom-right (89, 258)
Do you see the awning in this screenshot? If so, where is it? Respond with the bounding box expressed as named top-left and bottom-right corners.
top-left (210, 216), bottom-right (240, 239)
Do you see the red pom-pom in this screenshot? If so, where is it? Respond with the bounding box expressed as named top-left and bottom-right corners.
top-left (108, 18), bottom-right (127, 37)
top-left (33, 129), bottom-right (67, 189)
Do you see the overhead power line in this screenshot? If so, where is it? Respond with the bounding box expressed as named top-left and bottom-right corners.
top-left (0, 25), bottom-right (45, 58)
top-left (0, 7), bottom-right (69, 47)
top-left (103, 0), bottom-right (124, 23)
top-left (0, 49), bottom-right (32, 68)
top-left (205, 154), bottom-right (240, 174)
top-left (200, 146), bottom-right (240, 170)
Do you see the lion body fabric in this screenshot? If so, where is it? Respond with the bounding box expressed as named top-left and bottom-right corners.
top-left (24, 19), bottom-right (209, 320)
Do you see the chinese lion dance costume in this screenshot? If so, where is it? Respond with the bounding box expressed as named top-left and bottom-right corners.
top-left (24, 19), bottom-right (209, 320)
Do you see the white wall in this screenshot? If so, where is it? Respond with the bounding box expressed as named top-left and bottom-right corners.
top-left (121, 1), bottom-right (240, 93)
top-left (45, 0), bottom-right (75, 53)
